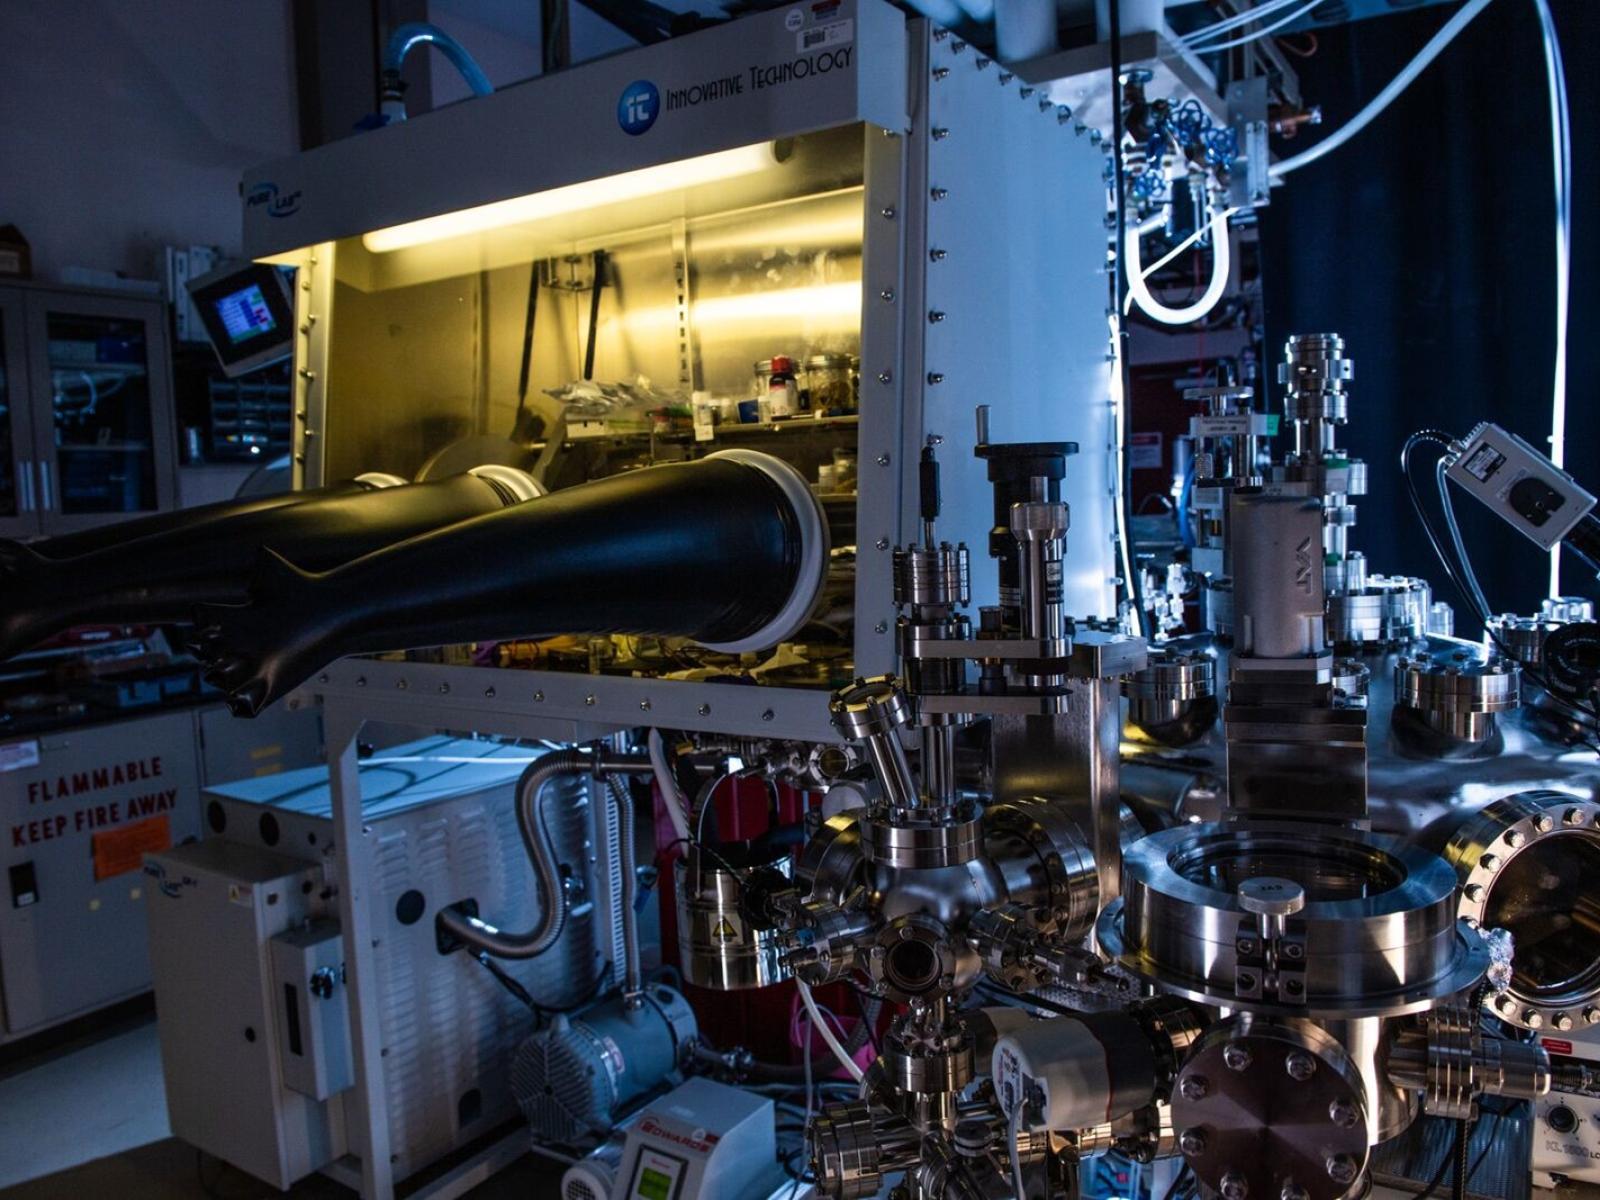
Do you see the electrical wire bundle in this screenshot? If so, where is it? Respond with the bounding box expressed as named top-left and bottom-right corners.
top-left (1176, 0), bottom-right (1321, 54)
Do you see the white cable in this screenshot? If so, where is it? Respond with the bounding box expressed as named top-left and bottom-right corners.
top-left (1271, 0), bottom-right (1494, 178)
top-left (1533, 0), bottom-right (1570, 596)
top-left (1183, 0), bottom-right (1302, 46)
top-left (796, 978), bottom-right (865, 1083)
top-left (1125, 206), bottom-right (1242, 312)
top-left (1108, 313), bottom-right (1143, 639)
top-left (786, 1013), bottom-right (812, 1200)
top-left (1178, 0), bottom-right (1300, 46)
top-left (1186, 0), bottom-right (1321, 53)
top-left (1008, 1101), bottom-right (1027, 1200)
top-left (647, 728), bottom-right (692, 846)
top-left (1124, 207), bottom-right (1232, 325)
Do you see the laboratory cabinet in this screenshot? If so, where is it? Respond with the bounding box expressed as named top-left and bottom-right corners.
top-left (0, 280), bottom-right (179, 538)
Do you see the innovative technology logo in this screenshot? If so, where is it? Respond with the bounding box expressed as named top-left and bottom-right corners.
top-left (617, 79), bottom-right (660, 135)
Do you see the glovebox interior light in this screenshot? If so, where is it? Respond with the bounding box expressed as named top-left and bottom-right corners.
top-left (361, 142), bottom-right (779, 253)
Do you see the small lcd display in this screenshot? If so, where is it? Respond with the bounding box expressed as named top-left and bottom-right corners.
top-left (188, 261), bottom-right (295, 376)
top-left (635, 1167), bottom-right (673, 1200)
top-left (216, 284), bottom-right (278, 345)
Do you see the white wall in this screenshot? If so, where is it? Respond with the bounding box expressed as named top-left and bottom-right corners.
top-left (425, 0), bottom-right (543, 108)
top-left (0, 1), bottom-right (299, 283)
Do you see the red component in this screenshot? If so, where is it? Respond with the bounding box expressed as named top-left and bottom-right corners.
top-left (652, 774), bottom-right (880, 1066)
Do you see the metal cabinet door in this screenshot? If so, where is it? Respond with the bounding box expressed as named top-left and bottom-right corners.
top-left (23, 288), bottom-right (179, 535)
top-left (0, 289), bottom-right (42, 539)
top-left (0, 711), bottom-right (203, 1038)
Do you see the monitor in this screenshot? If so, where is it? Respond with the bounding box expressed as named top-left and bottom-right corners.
top-left (187, 262), bottom-right (296, 377)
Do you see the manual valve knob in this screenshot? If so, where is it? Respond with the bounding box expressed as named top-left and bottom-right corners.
top-left (1237, 877), bottom-right (1306, 917)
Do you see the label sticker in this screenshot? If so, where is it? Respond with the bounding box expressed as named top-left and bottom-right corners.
top-left (798, 17), bottom-right (852, 53)
top-left (0, 740), bottom-right (41, 773)
top-left (92, 814), bottom-right (172, 882)
top-left (1130, 430), bottom-right (1164, 470)
top-left (1196, 414), bottom-right (1255, 437)
top-left (785, 7), bottom-right (805, 31)
top-left (600, 1034), bottom-right (627, 1082)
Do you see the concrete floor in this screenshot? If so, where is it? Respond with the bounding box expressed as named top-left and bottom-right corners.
top-left (0, 1011), bottom-right (171, 1192)
top-left (0, 1010), bottom-right (562, 1199)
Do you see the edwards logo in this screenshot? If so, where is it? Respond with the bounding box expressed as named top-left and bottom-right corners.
top-left (617, 79), bottom-right (659, 136)
top-left (246, 181), bottom-right (302, 219)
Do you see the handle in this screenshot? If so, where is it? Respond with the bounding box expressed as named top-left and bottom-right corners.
top-left (17, 459), bottom-right (34, 512)
top-left (37, 460), bottom-right (53, 511)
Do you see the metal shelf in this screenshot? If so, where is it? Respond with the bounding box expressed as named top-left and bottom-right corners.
top-left (299, 656), bottom-right (844, 744)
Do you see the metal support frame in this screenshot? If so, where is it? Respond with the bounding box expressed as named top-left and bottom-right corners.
top-left (324, 711), bottom-right (395, 1200)
top-left (320, 692), bottom-right (597, 1200)
top-left (293, 242), bottom-right (335, 492)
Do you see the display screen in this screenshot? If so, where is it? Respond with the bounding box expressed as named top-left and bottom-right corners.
top-left (216, 284), bottom-right (278, 345)
top-left (635, 1168), bottom-right (673, 1200)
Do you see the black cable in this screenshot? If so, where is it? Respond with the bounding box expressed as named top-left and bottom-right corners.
top-left (657, 836), bottom-right (746, 880)
top-left (512, 259), bottom-right (541, 436)
top-left (1401, 430), bottom-right (1481, 624)
top-left (471, 950), bottom-right (613, 1016)
top-left (583, 249), bottom-right (607, 380)
top-left (1158, 1165), bottom-right (1193, 1200)
top-left (473, 949), bottom-right (539, 1012)
top-left (1405, 1128), bottom-right (1456, 1200)
top-left (1449, 1114), bottom-right (1470, 1200)
top-left (849, 983), bottom-right (881, 1055)
top-left (1404, 430), bottom-right (1600, 732)
top-left (1108, 0), bottom-right (1147, 634)
top-left (1463, 1111), bottom-right (1505, 1191)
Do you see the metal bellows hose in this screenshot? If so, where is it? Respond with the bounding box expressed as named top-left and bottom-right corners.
top-left (437, 749), bottom-right (652, 960)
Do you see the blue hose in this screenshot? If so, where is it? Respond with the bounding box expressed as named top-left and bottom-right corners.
top-left (1177, 464), bottom-right (1195, 549)
top-left (385, 22), bottom-right (493, 98)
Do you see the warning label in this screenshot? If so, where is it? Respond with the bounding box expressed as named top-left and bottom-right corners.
top-left (92, 814), bottom-right (172, 882)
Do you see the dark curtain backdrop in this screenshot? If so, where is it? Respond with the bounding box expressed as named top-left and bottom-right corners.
top-left (1257, 0), bottom-right (1598, 630)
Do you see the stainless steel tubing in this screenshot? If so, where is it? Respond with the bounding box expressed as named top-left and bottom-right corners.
top-left (607, 774), bottom-right (642, 1003)
top-left (437, 749), bottom-right (652, 959)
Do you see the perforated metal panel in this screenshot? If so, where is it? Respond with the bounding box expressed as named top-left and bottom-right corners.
top-left (354, 769), bottom-right (607, 1179)
top-left (196, 739), bottom-right (623, 1185)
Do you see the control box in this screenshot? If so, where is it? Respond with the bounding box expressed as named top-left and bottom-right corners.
top-left (1532, 1033), bottom-right (1600, 1186)
top-left (615, 1077), bottom-right (784, 1200)
top-left (1532, 1092), bottom-right (1600, 1185)
top-left (1446, 422), bottom-right (1597, 552)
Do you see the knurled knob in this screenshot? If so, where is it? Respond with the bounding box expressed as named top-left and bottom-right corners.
top-left (829, 675), bottom-right (912, 740)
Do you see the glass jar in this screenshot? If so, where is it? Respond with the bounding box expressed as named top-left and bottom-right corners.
top-left (804, 354), bottom-right (856, 415)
